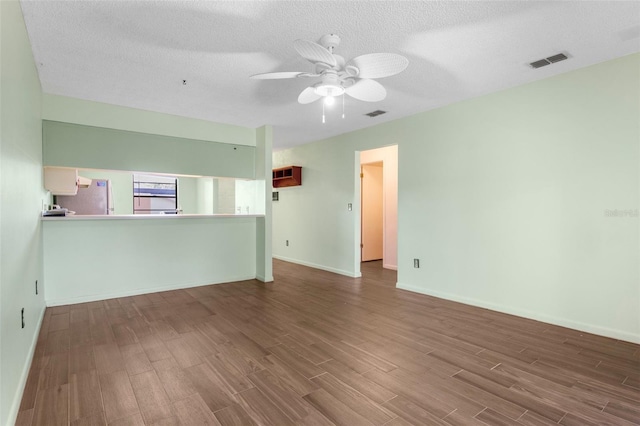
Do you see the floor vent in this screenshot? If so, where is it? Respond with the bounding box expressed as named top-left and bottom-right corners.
top-left (365, 110), bottom-right (386, 117)
top-left (529, 52), bottom-right (569, 69)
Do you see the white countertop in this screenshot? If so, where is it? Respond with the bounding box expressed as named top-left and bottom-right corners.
top-left (42, 213), bottom-right (265, 221)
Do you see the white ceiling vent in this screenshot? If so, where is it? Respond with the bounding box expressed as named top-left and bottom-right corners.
top-left (529, 53), bottom-right (569, 69)
top-left (365, 110), bottom-right (387, 117)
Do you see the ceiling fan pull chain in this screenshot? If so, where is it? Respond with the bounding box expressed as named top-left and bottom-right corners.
top-left (342, 94), bottom-right (345, 119)
top-left (322, 101), bottom-right (326, 124)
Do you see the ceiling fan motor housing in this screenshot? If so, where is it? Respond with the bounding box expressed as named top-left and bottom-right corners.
top-left (319, 33), bottom-right (341, 52)
top-left (314, 72), bottom-right (345, 97)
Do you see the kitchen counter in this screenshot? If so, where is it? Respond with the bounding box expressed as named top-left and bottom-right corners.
top-left (43, 213), bottom-right (260, 305)
top-left (41, 213), bottom-right (265, 221)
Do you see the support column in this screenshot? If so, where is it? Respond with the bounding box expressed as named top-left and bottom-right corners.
top-left (255, 125), bottom-right (273, 282)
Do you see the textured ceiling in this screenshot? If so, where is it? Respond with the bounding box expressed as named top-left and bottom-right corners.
top-left (21, 1), bottom-right (640, 149)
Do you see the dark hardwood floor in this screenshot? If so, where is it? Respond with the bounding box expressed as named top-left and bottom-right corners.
top-left (16, 259), bottom-right (640, 425)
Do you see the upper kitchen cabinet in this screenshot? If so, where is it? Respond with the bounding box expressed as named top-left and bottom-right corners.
top-left (44, 167), bottom-right (91, 195)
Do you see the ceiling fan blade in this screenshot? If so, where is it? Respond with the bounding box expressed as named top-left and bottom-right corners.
top-left (347, 53), bottom-right (408, 79)
top-left (345, 79), bottom-right (387, 102)
top-left (298, 86), bottom-right (321, 104)
top-left (250, 72), bottom-right (309, 79)
top-left (293, 39), bottom-right (337, 67)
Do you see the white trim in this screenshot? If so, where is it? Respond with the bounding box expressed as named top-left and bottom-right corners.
top-left (396, 282), bottom-right (640, 344)
top-left (273, 255), bottom-right (361, 278)
top-left (7, 305), bottom-right (46, 426)
top-left (41, 214), bottom-right (264, 221)
top-left (45, 275), bottom-right (256, 306)
top-left (256, 274), bottom-right (274, 283)
top-left (383, 263), bottom-right (397, 271)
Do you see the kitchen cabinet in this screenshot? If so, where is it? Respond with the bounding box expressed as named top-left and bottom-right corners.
top-left (44, 167), bottom-right (79, 195)
top-left (44, 167), bottom-right (92, 195)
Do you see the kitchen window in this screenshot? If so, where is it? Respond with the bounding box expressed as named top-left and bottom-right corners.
top-left (133, 174), bottom-right (178, 214)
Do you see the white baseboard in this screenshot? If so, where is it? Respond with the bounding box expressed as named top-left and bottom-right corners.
top-left (45, 275), bottom-right (256, 306)
top-left (273, 255), bottom-right (360, 278)
top-left (396, 282), bottom-right (640, 344)
top-left (256, 274), bottom-right (274, 283)
top-left (383, 263), bottom-right (397, 271)
top-left (7, 305), bottom-right (46, 426)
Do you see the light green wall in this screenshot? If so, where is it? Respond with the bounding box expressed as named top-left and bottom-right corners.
top-left (43, 217), bottom-right (257, 305)
top-left (197, 178), bottom-right (215, 214)
top-left (178, 176), bottom-right (198, 214)
top-left (43, 120), bottom-right (256, 179)
top-left (273, 53), bottom-right (640, 342)
top-left (0, 2), bottom-right (47, 425)
top-left (43, 93), bottom-right (256, 147)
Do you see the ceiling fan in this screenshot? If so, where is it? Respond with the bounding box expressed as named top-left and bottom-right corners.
top-left (250, 34), bottom-right (409, 106)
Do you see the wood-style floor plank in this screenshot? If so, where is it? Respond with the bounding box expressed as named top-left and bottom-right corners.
top-left (129, 370), bottom-right (174, 424)
top-left (14, 408), bottom-right (33, 426)
top-left (172, 393), bottom-right (222, 425)
top-left (214, 403), bottom-right (258, 426)
top-left (120, 343), bottom-right (153, 376)
top-left (40, 351), bottom-right (70, 390)
top-left (16, 260), bottom-right (640, 425)
top-left (183, 362), bottom-right (237, 412)
top-left (69, 370), bottom-right (104, 422)
top-left (70, 412), bottom-right (106, 426)
top-left (94, 343), bottom-right (125, 375)
top-left (236, 387), bottom-right (295, 426)
top-left (99, 370), bottom-right (139, 423)
top-left (383, 395), bottom-right (449, 425)
top-left (268, 344), bottom-right (326, 378)
top-left (303, 387), bottom-right (375, 426)
top-left (259, 353), bottom-right (319, 396)
top-left (33, 384), bottom-right (68, 426)
top-left (311, 372), bottom-right (396, 425)
top-left (50, 313), bottom-right (70, 332)
top-left (247, 368), bottom-right (311, 421)
top-left (320, 359), bottom-right (396, 404)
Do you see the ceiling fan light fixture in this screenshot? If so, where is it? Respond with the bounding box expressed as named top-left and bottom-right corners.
top-left (323, 96), bottom-right (336, 106)
top-left (314, 83), bottom-right (345, 98)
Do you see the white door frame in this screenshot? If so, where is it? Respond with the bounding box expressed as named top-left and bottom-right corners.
top-left (353, 145), bottom-right (398, 276)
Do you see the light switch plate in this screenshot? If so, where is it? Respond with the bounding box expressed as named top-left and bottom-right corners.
top-left (348, 203), bottom-right (352, 211)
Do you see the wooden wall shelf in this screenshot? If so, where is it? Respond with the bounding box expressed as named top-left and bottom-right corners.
top-left (272, 166), bottom-right (302, 188)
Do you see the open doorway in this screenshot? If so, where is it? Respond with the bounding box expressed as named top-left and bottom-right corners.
top-left (361, 162), bottom-right (384, 261)
top-left (359, 145), bottom-right (398, 271)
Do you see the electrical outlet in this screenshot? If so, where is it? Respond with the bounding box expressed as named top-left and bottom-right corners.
top-left (348, 203), bottom-right (352, 211)
top-left (21, 308), bottom-right (25, 328)
top-left (413, 259), bottom-right (420, 268)
top-left (286, 240), bottom-right (289, 246)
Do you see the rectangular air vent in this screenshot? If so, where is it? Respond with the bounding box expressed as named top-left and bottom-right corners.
top-left (365, 110), bottom-right (386, 117)
top-left (530, 52), bottom-right (569, 69)
top-left (530, 59), bottom-right (551, 69)
top-left (547, 53), bottom-right (568, 63)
